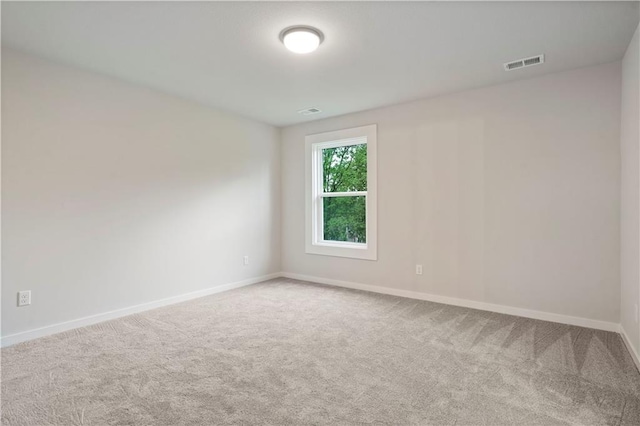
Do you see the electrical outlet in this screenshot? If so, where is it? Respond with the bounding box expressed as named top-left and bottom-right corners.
top-left (415, 265), bottom-right (423, 275)
top-left (243, 255), bottom-right (249, 266)
top-left (18, 291), bottom-right (31, 307)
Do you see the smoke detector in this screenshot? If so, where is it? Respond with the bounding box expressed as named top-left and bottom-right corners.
top-left (297, 107), bottom-right (322, 116)
top-left (503, 54), bottom-right (545, 71)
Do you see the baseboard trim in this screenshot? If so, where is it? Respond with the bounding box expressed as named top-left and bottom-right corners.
top-left (620, 325), bottom-right (640, 372)
top-left (2, 271), bottom-right (623, 348)
top-left (0, 273), bottom-right (281, 348)
top-left (281, 272), bottom-right (620, 333)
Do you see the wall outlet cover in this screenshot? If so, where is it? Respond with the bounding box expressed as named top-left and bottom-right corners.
top-left (18, 291), bottom-right (31, 307)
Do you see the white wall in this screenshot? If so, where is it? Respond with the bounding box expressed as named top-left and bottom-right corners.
top-left (1, 46), bottom-right (630, 341)
top-left (621, 24), bottom-right (640, 353)
top-left (282, 63), bottom-right (622, 325)
top-left (1, 49), bottom-right (281, 337)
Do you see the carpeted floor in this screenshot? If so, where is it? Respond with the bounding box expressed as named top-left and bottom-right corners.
top-left (2, 278), bottom-right (640, 425)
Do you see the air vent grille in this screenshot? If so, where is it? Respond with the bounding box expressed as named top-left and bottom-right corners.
top-left (504, 54), bottom-right (544, 71)
top-left (297, 107), bottom-right (322, 116)
top-left (506, 61), bottom-right (524, 71)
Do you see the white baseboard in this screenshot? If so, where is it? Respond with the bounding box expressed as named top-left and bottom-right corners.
top-left (0, 273), bottom-right (281, 348)
top-left (620, 325), bottom-right (640, 372)
top-left (2, 271), bottom-right (624, 349)
top-left (281, 272), bottom-right (620, 333)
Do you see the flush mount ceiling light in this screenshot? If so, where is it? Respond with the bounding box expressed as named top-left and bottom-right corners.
top-left (280, 26), bottom-right (324, 54)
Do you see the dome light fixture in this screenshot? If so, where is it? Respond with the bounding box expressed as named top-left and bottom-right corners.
top-left (280, 26), bottom-right (324, 54)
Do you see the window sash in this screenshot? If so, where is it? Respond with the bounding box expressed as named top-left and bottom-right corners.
top-left (314, 193), bottom-right (367, 246)
top-left (313, 142), bottom-right (368, 246)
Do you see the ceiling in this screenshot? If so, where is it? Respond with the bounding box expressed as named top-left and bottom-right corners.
top-left (2, 1), bottom-right (639, 127)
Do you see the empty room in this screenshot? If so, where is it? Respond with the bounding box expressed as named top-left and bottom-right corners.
top-left (2, 1), bottom-right (640, 425)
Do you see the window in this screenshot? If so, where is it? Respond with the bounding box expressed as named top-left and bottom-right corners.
top-left (305, 124), bottom-right (377, 260)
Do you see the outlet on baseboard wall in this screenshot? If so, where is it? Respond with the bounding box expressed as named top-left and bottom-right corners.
top-left (243, 255), bottom-right (249, 266)
top-left (415, 265), bottom-right (423, 275)
top-left (18, 291), bottom-right (31, 307)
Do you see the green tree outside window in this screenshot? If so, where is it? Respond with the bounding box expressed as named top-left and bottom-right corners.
top-left (322, 144), bottom-right (367, 243)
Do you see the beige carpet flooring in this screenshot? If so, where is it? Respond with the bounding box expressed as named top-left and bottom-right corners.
top-left (2, 278), bottom-right (640, 425)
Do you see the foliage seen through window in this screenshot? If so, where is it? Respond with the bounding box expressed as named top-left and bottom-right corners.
top-left (322, 144), bottom-right (367, 243)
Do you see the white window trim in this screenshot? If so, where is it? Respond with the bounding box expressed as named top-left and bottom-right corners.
top-left (305, 124), bottom-right (377, 261)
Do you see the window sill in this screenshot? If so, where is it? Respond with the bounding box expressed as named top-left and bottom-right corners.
top-left (305, 242), bottom-right (377, 260)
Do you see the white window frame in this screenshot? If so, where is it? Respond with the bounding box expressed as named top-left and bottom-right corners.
top-left (305, 124), bottom-right (377, 260)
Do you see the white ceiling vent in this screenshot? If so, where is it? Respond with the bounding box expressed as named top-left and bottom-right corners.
top-left (503, 54), bottom-right (545, 71)
top-left (297, 107), bottom-right (322, 116)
